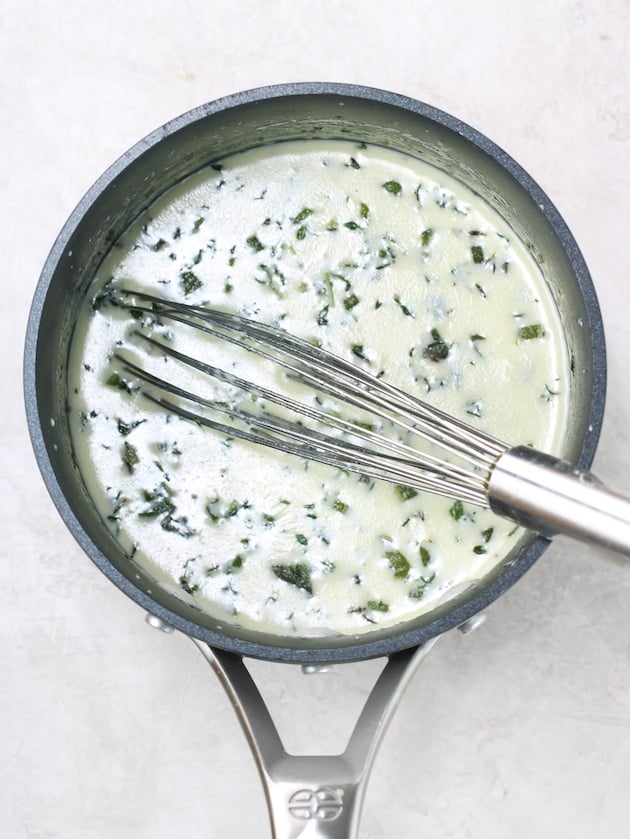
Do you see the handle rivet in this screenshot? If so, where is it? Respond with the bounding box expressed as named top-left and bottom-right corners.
top-left (457, 614), bottom-right (486, 635)
top-left (145, 613), bottom-right (175, 633)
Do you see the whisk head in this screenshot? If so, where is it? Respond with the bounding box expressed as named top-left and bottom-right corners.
top-left (111, 289), bottom-right (508, 508)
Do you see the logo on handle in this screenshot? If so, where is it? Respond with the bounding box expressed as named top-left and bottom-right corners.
top-left (288, 787), bottom-right (344, 821)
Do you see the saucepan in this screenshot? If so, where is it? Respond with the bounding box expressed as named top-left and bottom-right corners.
top-left (24, 82), bottom-right (606, 837)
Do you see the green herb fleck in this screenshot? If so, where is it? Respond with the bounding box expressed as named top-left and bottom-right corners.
top-left (344, 293), bottom-right (360, 310)
top-left (419, 546), bottom-right (431, 566)
top-left (317, 304), bottom-right (329, 326)
top-left (106, 372), bottom-right (133, 393)
top-left (351, 344), bottom-right (368, 361)
top-left (396, 485), bottom-right (418, 501)
top-left (422, 328), bottom-right (449, 362)
top-left (161, 514), bottom-right (195, 538)
top-left (246, 234), bottom-right (264, 252)
top-left (386, 549), bottom-right (411, 579)
top-left (383, 180), bottom-right (402, 195)
top-left (360, 202), bottom-right (370, 218)
top-left (296, 533), bottom-right (308, 546)
top-left (180, 270), bottom-right (202, 295)
top-left (333, 499), bottom-right (349, 514)
top-left (409, 572), bottom-right (436, 600)
top-left (367, 599), bottom-right (389, 612)
top-left (117, 418), bottom-right (145, 436)
top-left (292, 207), bottom-right (314, 224)
top-left (394, 295), bottom-right (413, 317)
top-left (471, 245), bottom-right (485, 264)
top-left (421, 228), bottom-right (434, 247)
top-left (122, 441), bottom-right (139, 473)
top-left (296, 225), bottom-right (307, 240)
top-left (449, 500), bottom-right (465, 521)
top-left (227, 554), bottom-right (244, 572)
top-left (272, 563), bottom-right (313, 594)
top-left (139, 487), bottom-right (175, 519)
top-left (474, 527), bottom-right (494, 553)
top-left (344, 220), bottom-right (360, 231)
top-left (179, 575), bottom-right (198, 595)
top-left (518, 324), bottom-right (546, 340)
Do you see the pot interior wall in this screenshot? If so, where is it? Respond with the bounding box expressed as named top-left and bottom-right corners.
top-left (26, 86), bottom-right (605, 662)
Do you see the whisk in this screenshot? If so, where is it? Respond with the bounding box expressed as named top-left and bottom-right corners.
top-left (113, 289), bottom-right (630, 558)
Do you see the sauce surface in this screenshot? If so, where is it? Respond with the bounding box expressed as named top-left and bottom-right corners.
top-left (68, 139), bottom-right (571, 636)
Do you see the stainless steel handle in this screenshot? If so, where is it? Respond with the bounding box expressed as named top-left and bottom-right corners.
top-left (488, 445), bottom-right (630, 556)
top-left (192, 639), bottom-right (439, 838)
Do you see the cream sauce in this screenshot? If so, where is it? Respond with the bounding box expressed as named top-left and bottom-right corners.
top-left (67, 139), bottom-right (570, 636)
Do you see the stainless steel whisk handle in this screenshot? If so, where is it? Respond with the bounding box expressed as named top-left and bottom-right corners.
top-left (488, 446), bottom-right (630, 557)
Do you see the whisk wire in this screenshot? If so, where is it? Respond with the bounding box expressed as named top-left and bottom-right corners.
top-left (113, 289), bottom-right (509, 506)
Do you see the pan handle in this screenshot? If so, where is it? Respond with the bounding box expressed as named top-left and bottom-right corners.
top-left (192, 638), bottom-right (440, 839)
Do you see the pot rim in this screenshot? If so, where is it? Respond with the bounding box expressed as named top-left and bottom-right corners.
top-left (24, 81), bottom-right (607, 663)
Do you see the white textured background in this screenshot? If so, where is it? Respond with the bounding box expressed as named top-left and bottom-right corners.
top-left (3, 1), bottom-right (630, 836)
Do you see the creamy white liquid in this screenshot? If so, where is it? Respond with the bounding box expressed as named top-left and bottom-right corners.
top-left (68, 140), bottom-right (571, 636)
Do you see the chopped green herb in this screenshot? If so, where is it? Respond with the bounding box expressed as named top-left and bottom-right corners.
top-left (386, 549), bottom-right (411, 579)
top-left (409, 572), bottom-right (436, 600)
top-left (296, 225), bottom-right (307, 240)
top-left (343, 293), bottom-right (360, 310)
top-left (161, 514), bottom-right (195, 537)
top-left (227, 554), bottom-right (244, 572)
top-left (383, 180), bottom-right (402, 195)
top-left (423, 329), bottom-right (449, 362)
top-left (349, 157), bottom-right (361, 169)
top-left (421, 228), bottom-right (434, 247)
top-left (344, 220), bottom-right (360, 231)
top-left (317, 304), bottom-right (329, 326)
top-left (449, 500), bottom-right (465, 521)
top-left (296, 533), bottom-right (308, 546)
top-left (151, 238), bottom-right (168, 252)
top-left (367, 599), bottom-right (389, 612)
top-left (246, 234), bottom-right (264, 252)
top-left (471, 245), bottom-right (485, 264)
top-left (122, 441), bottom-right (139, 473)
top-left (192, 217), bottom-right (205, 232)
top-left (272, 563), bottom-right (313, 594)
top-left (106, 372), bottom-right (133, 393)
top-left (419, 546), bottom-right (431, 566)
top-left (292, 207), bottom-right (314, 223)
top-left (360, 202), bottom-right (370, 218)
top-left (139, 489), bottom-right (175, 519)
top-left (180, 270), bottom-right (202, 295)
top-left (396, 485), bottom-right (418, 501)
top-left (92, 286), bottom-right (121, 311)
top-left (351, 344), bottom-right (368, 361)
top-left (333, 499), bottom-right (349, 513)
top-left (518, 324), bottom-right (545, 340)
top-left (117, 418), bottom-right (145, 436)
top-left (179, 575), bottom-right (198, 595)
top-left (394, 295), bottom-right (413, 317)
